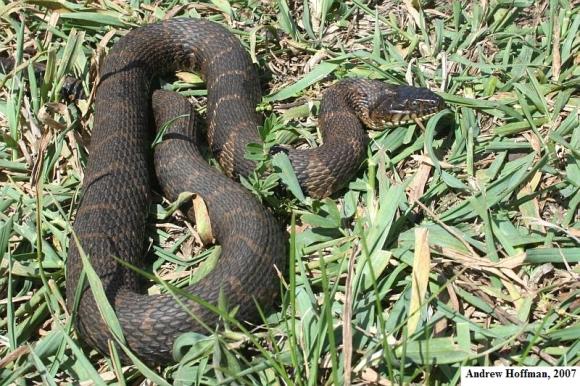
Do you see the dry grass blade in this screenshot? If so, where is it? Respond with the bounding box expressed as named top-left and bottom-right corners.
top-left (408, 228), bottom-right (431, 336)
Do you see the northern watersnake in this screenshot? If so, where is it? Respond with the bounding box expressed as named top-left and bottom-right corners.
top-left (65, 18), bottom-right (445, 364)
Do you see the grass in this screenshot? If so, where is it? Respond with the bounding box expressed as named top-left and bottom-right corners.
top-left (1, 0), bottom-right (579, 384)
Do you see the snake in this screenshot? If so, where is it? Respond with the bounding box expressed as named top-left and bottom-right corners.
top-left (64, 18), bottom-right (445, 364)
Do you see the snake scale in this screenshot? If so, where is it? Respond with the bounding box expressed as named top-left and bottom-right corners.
top-left (65, 18), bottom-right (445, 364)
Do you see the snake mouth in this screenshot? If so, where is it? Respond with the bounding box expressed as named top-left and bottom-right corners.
top-left (369, 108), bottom-right (443, 129)
top-left (378, 110), bottom-right (439, 127)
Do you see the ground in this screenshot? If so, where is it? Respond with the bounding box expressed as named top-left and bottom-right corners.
top-left (0, 0), bottom-right (578, 385)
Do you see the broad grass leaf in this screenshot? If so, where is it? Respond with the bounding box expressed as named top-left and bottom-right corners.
top-left (264, 62), bottom-right (338, 102)
top-left (272, 152), bottom-right (306, 202)
top-left (396, 337), bottom-right (473, 364)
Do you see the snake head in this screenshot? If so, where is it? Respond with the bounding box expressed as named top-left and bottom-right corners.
top-left (367, 85), bottom-right (446, 129)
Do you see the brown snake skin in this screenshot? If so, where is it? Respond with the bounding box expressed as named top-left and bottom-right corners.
top-left (65, 18), bottom-right (445, 364)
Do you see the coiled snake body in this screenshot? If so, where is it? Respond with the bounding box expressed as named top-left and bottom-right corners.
top-left (66, 18), bottom-right (445, 364)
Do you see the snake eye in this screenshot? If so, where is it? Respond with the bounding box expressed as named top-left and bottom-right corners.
top-left (410, 100), bottom-right (419, 109)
